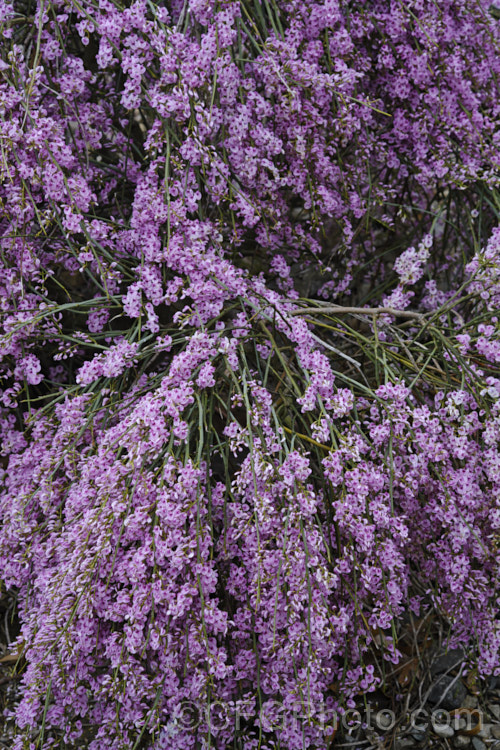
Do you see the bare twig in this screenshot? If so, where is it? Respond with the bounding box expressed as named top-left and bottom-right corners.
top-left (290, 305), bottom-right (425, 320)
top-left (310, 332), bottom-right (362, 369)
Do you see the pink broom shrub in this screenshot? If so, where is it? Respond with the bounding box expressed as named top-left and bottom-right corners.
top-left (1, 0), bottom-right (500, 746)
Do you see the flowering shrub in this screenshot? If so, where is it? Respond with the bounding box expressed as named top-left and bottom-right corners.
top-left (1, 0), bottom-right (500, 747)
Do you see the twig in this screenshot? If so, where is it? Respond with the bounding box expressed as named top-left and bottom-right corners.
top-left (290, 305), bottom-right (425, 320)
top-left (310, 332), bottom-right (362, 369)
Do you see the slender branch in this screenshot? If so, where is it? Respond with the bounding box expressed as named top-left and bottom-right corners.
top-left (289, 305), bottom-right (425, 320)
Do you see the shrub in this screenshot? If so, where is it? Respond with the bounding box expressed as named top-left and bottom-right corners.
top-left (1, 0), bottom-right (500, 747)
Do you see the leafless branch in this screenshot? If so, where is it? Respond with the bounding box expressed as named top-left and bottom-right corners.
top-left (290, 305), bottom-right (425, 320)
